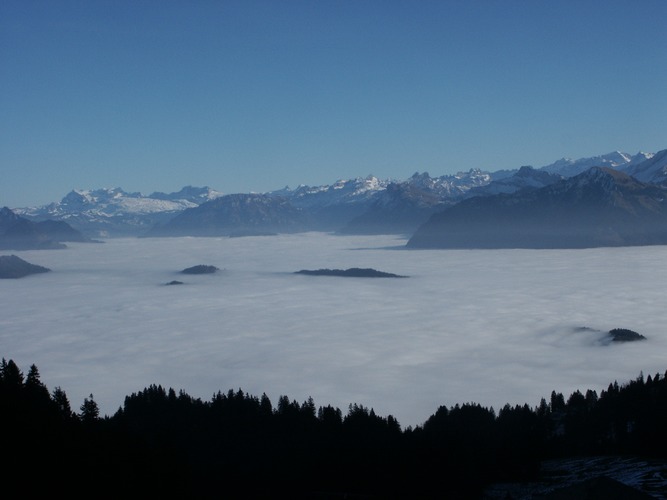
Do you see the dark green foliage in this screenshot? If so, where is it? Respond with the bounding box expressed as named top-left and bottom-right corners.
top-left (609, 328), bottom-right (647, 342)
top-left (80, 393), bottom-right (100, 423)
top-left (2, 357), bottom-right (667, 498)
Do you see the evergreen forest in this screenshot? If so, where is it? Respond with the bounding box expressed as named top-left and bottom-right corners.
top-left (2, 358), bottom-right (666, 498)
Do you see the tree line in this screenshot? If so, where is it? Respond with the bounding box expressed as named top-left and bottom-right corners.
top-left (2, 358), bottom-right (666, 498)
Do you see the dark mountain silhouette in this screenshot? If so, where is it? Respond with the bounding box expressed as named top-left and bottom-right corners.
top-left (146, 193), bottom-right (313, 237)
top-left (33, 219), bottom-right (90, 242)
top-left (0, 207), bottom-right (88, 250)
top-left (0, 206), bottom-right (22, 232)
top-left (0, 255), bottom-right (51, 278)
top-left (407, 167), bottom-right (667, 249)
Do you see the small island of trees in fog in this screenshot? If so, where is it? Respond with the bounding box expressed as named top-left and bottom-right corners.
top-left (2, 358), bottom-right (666, 498)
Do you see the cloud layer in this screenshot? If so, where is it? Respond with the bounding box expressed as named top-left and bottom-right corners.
top-left (2, 234), bottom-right (666, 427)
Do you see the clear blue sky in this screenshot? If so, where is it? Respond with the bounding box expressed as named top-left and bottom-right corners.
top-left (2, 0), bottom-right (666, 207)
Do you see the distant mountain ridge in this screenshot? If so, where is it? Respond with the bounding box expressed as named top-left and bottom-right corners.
top-left (0, 207), bottom-right (89, 250)
top-left (16, 186), bottom-right (222, 237)
top-left (147, 193), bottom-right (312, 237)
top-left (11, 149), bottom-right (665, 238)
top-left (407, 167), bottom-right (667, 249)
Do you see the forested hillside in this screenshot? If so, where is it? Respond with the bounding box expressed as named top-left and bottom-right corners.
top-left (2, 358), bottom-right (666, 498)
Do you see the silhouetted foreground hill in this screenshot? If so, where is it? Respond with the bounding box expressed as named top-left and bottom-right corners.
top-left (2, 358), bottom-right (666, 498)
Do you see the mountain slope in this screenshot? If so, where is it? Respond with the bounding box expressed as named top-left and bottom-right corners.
top-left (11, 149), bottom-right (665, 238)
top-left (539, 151), bottom-right (634, 177)
top-left (340, 183), bottom-right (447, 235)
top-left (407, 168), bottom-right (667, 249)
top-left (466, 166), bottom-right (563, 196)
top-left (147, 193), bottom-right (312, 237)
top-left (0, 255), bottom-right (51, 278)
top-left (0, 207), bottom-right (88, 250)
top-left (621, 149), bottom-right (667, 185)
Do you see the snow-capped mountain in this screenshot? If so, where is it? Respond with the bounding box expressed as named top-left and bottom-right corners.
top-left (538, 151), bottom-right (649, 178)
top-left (403, 169), bottom-right (500, 198)
top-left (269, 175), bottom-right (390, 209)
top-left (620, 149), bottom-right (667, 185)
top-left (12, 149), bottom-right (665, 239)
top-left (20, 186), bottom-right (222, 218)
top-left (16, 186), bottom-right (222, 237)
top-left (148, 186), bottom-right (223, 205)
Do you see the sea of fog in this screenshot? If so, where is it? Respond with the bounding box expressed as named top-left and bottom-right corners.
top-left (2, 233), bottom-right (666, 427)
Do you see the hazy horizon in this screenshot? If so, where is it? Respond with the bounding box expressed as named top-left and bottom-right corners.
top-left (2, 233), bottom-right (666, 427)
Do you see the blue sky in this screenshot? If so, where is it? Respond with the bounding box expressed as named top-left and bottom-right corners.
top-left (2, 0), bottom-right (666, 207)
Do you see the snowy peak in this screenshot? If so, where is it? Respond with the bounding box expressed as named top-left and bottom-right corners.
top-left (149, 186), bottom-right (223, 204)
top-left (270, 175), bottom-right (389, 208)
top-left (540, 151), bottom-right (635, 177)
top-left (14, 185), bottom-right (224, 237)
top-left (620, 149), bottom-right (667, 184)
top-left (467, 166), bottom-right (563, 196)
top-left (18, 186), bottom-right (222, 219)
top-left (404, 169), bottom-right (494, 198)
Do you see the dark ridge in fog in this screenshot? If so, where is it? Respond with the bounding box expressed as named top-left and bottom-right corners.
top-left (0, 255), bottom-right (51, 279)
top-left (2, 358), bottom-right (666, 498)
top-left (180, 265), bottom-right (219, 275)
top-left (295, 267), bottom-right (407, 278)
top-left (576, 326), bottom-right (648, 344)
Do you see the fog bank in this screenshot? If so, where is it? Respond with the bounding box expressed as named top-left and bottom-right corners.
top-left (2, 233), bottom-right (665, 427)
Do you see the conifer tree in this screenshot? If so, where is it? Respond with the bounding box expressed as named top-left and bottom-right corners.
top-left (52, 387), bottom-right (74, 420)
top-left (1, 359), bottom-right (24, 386)
top-left (80, 393), bottom-right (100, 422)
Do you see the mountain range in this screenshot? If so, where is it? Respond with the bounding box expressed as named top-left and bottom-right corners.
top-left (16, 186), bottom-right (222, 237)
top-left (11, 149), bottom-right (667, 247)
top-left (407, 167), bottom-right (667, 249)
